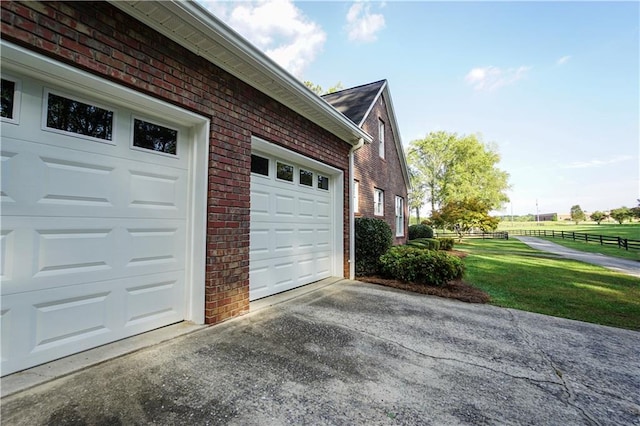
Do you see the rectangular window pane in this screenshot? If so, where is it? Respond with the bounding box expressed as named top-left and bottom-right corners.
top-left (318, 175), bottom-right (329, 190)
top-left (276, 162), bottom-right (294, 182)
top-left (374, 189), bottom-right (384, 216)
top-left (47, 92), bottom-right (113, 140)
top-left (1, 79), bottom-right (15, 119)
top-left (133, 118), bottom-right (177, 155)
top-left (300, 169), bottom-right (313, 186)
top-left (395, 196), bottom-right (404, 237)
top-left (378, 119), bottom-right (385, 158)
top-left (251, 154), bottom-right (269, 176)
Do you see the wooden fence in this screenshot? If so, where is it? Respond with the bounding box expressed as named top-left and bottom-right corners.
top-left (511, 229), bottom-right (640, 251)
top-left (435, 231), bottom-right (509, 240)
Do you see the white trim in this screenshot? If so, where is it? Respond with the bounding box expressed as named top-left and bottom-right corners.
top-left (251, 135), bottom-right (344, 279)
top-left (1, 40), bottom-right (208, 326)
top-left (374, 188), bottom-right (384, 216)
top-left (395, 196), bottom-right (405, 237)
top-left (1, 73), bottom-right (22, 125)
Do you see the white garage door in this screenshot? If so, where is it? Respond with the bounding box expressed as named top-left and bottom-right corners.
top-left (0, 69), bottom-right (195, 375)
top-left (249, 141), bottom-right (342, 301)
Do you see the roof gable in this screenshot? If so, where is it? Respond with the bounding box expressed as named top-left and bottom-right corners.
top-left (321, 80), bottom-right (386, 127)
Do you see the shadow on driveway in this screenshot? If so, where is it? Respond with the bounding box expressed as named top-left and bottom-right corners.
top-left (2, 280), bottom-right (639, 425)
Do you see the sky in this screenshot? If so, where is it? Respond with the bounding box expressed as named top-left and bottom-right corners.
top-left (197, 0), bottom-right (639, 216)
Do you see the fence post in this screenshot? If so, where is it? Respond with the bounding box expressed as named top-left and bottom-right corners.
top-left (572, 232), bottom-right (576, 241)
top-left (599, 235), bottom-right (603, 246)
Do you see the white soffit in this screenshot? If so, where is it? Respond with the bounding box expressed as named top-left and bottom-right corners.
top-left (108, 0), bottom-right (372, 146)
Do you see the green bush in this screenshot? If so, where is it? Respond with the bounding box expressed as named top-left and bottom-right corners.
top-left (379, 246), bottom-right (465, 286)
top-left (355, 217), bottom-right (393, 276)
top-left (437, 237), bottom-right (455, 251)
top-left (407, 238), bottom-right (440, 250)
top-left (408, 224), bottom-right (434, 240)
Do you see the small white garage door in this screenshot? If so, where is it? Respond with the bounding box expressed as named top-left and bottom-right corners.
top-left (249, 140), bottom-right (343, 301)
top-left (0, 67), bottom-right (198, 375)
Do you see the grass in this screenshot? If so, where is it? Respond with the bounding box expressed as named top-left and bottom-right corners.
top-left (458, 239), bottom-right (640, 331)
top-left (497, 221), bottom-right (640, 261)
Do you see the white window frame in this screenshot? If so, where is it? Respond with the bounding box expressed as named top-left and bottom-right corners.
top-left (1, 73), bottom-right (21, 124)
top-left (378, 119), bottom-right (385, 159)
top-left (395, 196), bottom-right (405, 237)
top-left (131, 115), bottom-right (180, 158)
top-left (42, 87), bottom-right (117, 145)
top-left (353, 180), bottom-right (359, 214)
top-left (374, 188), bottom-right (384, 216)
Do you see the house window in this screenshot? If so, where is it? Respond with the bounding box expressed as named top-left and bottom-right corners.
top-left (318, 175), bottom-right (329, 190)
top-left (276, 162), bottom-right (294, 182)
top-left (45, 90), bottom-right (114, 141)
top-left (395, 196), bottom-right (405, 237)
top-left (251, 154), bottom-right (269, 176)
top-left (353, 180), bottom-right (359, 213)
top-left (378, 119), bottom-right (385, 159)
top-left (300, 169), bottom-right (313, 186)
top-left (1, 77), bottom-right (20, 123)
top-left (374, 188), bottom-right (384, 216)
top-left (133, 117), bottom-right (178, 155)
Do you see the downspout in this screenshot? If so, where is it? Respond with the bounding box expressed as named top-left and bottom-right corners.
top-left (349, 137), bottom-right (366, 279)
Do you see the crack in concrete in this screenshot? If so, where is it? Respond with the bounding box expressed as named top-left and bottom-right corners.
top-left (506, 309), bottom-right (601, 426)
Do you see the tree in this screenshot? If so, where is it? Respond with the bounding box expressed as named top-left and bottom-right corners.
top-left (610, 207), bottom-right (632, 224)
top-left (589, 211), bottom-right (608, 225)
top-left (407, 165), bottom-right (427, 223)
top-left (303, 81), bottom-right (343, 95)
top-left (429, 198), bottom-right (499, 241)
top-left (570, 205), bottom-right (586, 224)
top-left (407, 131), bottom-right (510, 213)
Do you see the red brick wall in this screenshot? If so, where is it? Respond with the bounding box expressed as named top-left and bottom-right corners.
top-left (1, 1), bottom-right (352, 324)
top-left (354, 94), bottom-right (409, 244)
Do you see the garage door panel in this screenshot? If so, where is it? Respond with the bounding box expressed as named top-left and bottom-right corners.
top-left (124, 276), bottom-right (183, 329)
top-left (1, 137), bottom-right (187, 219)
top-left (1, 217), bottom-right (186, 295)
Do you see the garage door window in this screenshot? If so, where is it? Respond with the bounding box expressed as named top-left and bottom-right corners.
top-left (251, 154), bottom-right (269, 176)
top-left (44, 89), bottom-right (114, 142)
top-left (132, 117), bottom-right (178, 156)
top-left (299, 169), bottom-right (313, 187)
top-left (318, 175), bottom-right (329, 190)
top-left (1, 76), bottom-right (20, 123)
top-left (276, 162), bottom-right (294, 182)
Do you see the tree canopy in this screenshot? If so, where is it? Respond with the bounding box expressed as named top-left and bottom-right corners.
top-left (406, 131), bottom-right (510, 214)
top-left (428, 198), bottom-right (499, 240)
top-left (303, 81), bottom-right (343, 95)
top-left (570, 205), bottom-right (586, 224)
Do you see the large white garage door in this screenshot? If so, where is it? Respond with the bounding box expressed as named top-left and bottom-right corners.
top-left (0, 64), bottom-right (200, 375)
top-left (249, 140), bottom-right (342, 301)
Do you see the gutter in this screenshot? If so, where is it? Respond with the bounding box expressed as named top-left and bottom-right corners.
top-left (348, 137), bottom-right (366, 279)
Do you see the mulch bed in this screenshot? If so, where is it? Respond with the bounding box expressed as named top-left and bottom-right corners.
top-left (356, 249), bottom-right (491, 304)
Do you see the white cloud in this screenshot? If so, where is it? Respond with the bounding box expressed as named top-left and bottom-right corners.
top-left (556, 55), bottom-right (571, 65)
top-left (345, 2), bottom-right (386, 43)
top-left (464, 65), bottom-right (531, 91)
top-left (197, 0), bottom-right (326, 77)
top-left (563, 155), bottom-right (633, 169)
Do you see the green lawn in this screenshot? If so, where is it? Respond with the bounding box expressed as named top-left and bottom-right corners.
top-left (497, 221), bottom-right (640, 261)
top-left (458, 239), bottom-right (640, 331)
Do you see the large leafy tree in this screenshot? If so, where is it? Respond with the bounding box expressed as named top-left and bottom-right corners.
top-left (407, 165), bottom-right (427, 222)
top-left (610, 207), bottom-right (632, 224)
top-left (589, 211), bottom-right (608, 225)
top-left (407, 131), bottom-right (510, 213)
top-left (429, 198), bottom-right (499, 240)
top-left (570, 205), bottom-right (586, 224)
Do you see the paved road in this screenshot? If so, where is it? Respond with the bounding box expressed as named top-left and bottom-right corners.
top-left (2, 280), bottom-right (639, 425)
top-left (516, 236), bottom-right (640, 278)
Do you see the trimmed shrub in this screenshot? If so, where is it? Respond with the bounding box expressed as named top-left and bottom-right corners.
top-left (437, 237), bottom-right (455, 251)
top-left (407, 238), bottom-right (440, 251)
top-left (355, 217), bottom-right (393, 276)
top-left (408, 224), bottom-right (434, 240)
top-left (379, 246), bottom-right (465, 286)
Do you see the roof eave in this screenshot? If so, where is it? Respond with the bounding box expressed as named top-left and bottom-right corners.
top-left (107, 0), bottom-right (372, 146)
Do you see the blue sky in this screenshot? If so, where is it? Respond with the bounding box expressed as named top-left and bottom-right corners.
top-left (199, 1), bottom-right (639, 216)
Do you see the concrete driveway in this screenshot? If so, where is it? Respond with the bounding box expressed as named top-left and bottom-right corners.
top-left (2, 279), bottom-right (639, 425)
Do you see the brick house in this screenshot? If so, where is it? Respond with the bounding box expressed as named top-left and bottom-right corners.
top-left (323, 80), bottom-right (410, 250)
top-left (0, 0), bottom-right (373, 375)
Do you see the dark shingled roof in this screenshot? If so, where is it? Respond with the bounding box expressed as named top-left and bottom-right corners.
top-left (322, 80), bottom-right (386, 126)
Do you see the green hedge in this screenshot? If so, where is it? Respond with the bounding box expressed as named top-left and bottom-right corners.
top-left (355, 217), bottom-right (393, 276)
top-left (406, 238), bottom-right (440, 250)
top-left (408, 224), bottom-right (434, 240)
top-left (379, 245), bottom-right (465, 286)
top-left (437, 237), bottom-right (455, 251)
